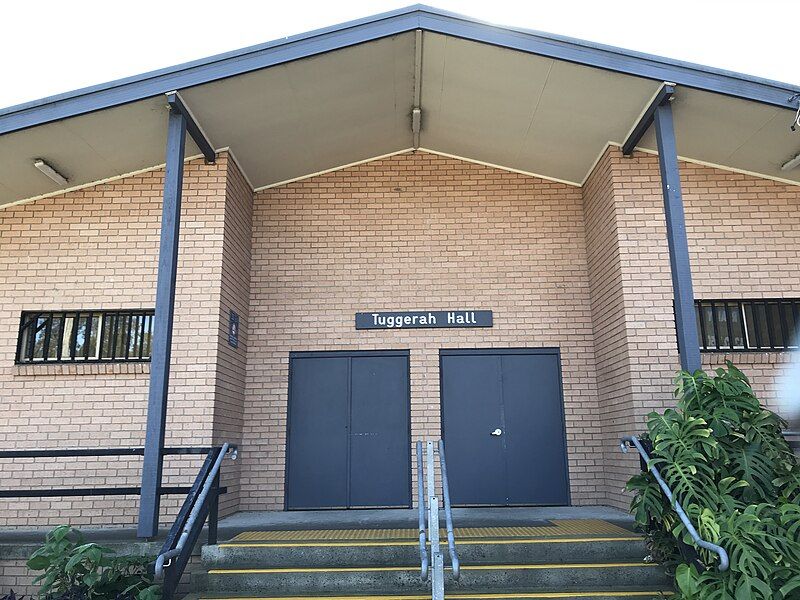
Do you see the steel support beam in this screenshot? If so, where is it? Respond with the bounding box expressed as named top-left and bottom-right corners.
top-left (137, 105), bottom-right (187, 539)
top-left (622, 84), bottom-right (675, 156)
top-left (654, 99), bottom-right (702, 373)
top-left (166, 91), bottom-right (215, 163)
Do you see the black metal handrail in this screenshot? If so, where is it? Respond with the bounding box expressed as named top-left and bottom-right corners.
top-left (621, 435), bottom-right (729, 571)
top-left (0, 446), bottom-right (222, 499)
top-left (155, 443), bottom-right (236, 600)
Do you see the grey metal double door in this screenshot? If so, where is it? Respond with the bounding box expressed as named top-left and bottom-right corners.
top-left (286, 350), bottom-right (411, 509)
top-left (440, 348), bottom-right (570, 506)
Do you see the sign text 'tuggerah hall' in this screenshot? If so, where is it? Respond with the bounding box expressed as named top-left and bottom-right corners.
top-left (355, 310), bottom-right (493, 330)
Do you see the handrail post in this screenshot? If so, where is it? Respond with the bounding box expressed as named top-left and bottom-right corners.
top-left (427, 441), bottom-right (444, 600)
top-left (621, 435), bottom-right (729, 571)
top-left (416, 441), bottom-right (429, 581)
top-left (208, 472), bottom-right (220, 545)
top-left (438, 439), bottom-right (460, 579)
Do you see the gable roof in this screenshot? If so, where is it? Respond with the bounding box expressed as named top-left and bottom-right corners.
top-left (1, 4), bottom-right (799, 207)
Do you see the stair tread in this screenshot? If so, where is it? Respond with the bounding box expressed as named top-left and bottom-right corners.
top-left (208, 562), bottom-right (659, 574)
top-left (218, 536), bottom-right (643, 548)
top-left (190, 590), bottom-right (673, 599)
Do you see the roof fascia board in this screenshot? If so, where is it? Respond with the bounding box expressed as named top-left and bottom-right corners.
top-left (1, 4), bottom-right (799, 137)
top-left (416, 10), bottom-right (799, 109)
top-left (0, 10), bottom-right (423, 135)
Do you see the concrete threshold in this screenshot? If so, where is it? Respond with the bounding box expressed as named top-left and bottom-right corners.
top-left (217, 506), bottom-right (634, 536)
top-left (0, 505), bottom-right (634, 549)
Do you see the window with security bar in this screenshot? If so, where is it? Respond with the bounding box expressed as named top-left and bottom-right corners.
top-left (695, 299), bottom-right (800, 352)
top-left (16, 310), bottom-right (154, 364)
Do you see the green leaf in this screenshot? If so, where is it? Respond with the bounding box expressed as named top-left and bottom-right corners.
top-left (625, 362), bottom-right (800, 600)
top-left (675, 563), bottom-right (699, 596)
top-left (26, 554), bottom-right (51, 570)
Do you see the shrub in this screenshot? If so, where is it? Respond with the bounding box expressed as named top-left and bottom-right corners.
top-left (627, 362), bottom-right (800, 599)
top-left (26, 526), bottom-right (160, 600)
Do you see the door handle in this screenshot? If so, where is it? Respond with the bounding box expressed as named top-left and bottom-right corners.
top-left (490, 428), bottom-right (502, 436)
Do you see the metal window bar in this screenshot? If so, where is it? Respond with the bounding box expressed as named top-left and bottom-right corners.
top-left (711, 302), bottom-right (721, 350)
top-left (694, 299), bottom-right (800, 352)
top-left (85, 312), bottom-right (94, 360)
top-left (55, 315), bottom-right (64, 361)
top-left (793, 301), bottom-right (800, 348)
top-left (697, 303), bottom-right (708, 351)
top-left (110, 313), bottom-right (120, 360)
top-left (139, 313), bottom-right (147, 360)
top-left (70, 312), bottom-right (80, 360)
top-left (738, 301), bottom-right (750, 350)
top-left (42, 313), bottom-right (53, 361)
top-left (416, 439), bottom-right (460, 600)
top-left (15, 310), bottom-right (155, 364)
top-left (763, 301), bottom-right (775, 348)
top-left (724, 303), bottom-right (735, 350)
top-left (621, 435), bottom-right (729, 571)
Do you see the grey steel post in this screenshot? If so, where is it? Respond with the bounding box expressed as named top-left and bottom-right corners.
top-left (137, 106), bottom-right (187, 538)
top-left (426, 441), bottom-right (444, 600)
top-left (416, 441), bottom-right (429, 581)
top-left (654, 99), bottom-right (702, 373)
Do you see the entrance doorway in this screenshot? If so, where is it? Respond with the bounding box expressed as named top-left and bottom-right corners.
top-left (285, 350), bottom-right (411, 509)
top-left (440, 348), bottom-right (569, 506)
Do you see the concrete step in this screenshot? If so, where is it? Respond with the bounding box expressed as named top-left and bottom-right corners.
top-left (188, 592), bottom-right (672, 600)
top-left (202, 537), bottom-right (650, 569)
top-left (201, 562), bottom-right (672, 596)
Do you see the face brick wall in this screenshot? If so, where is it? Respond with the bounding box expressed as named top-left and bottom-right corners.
top-left (0, 143), bottom-right (797, 534)
top-left (681, 159), bottom-right (800, 408)
top-left (582, 149), bottom-right (642, 507)
top-left (611, 149), bottom-right (800, 412)
top-left (0, 154), bottom-right (246, 528)
top-left (242, 151), bottom-right (605, 509)
top-left (588, 146), bottom-right (800, 508)
top-left (211, 158), bottom-right (254, 516)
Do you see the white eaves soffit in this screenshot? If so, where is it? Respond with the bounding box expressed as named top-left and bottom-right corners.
top-left (0, 97), bottom-right (203, 207)
top-left (2, 28), bottom-right (800, 209)
top-left (636, 86), bottom-right (800, 182)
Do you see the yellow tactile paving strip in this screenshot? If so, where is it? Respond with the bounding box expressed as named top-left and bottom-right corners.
top-left (226, 519), bottom-right (637, 545)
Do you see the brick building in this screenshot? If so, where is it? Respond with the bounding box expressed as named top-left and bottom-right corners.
top-left (1, 4), bottom-right (798, 543)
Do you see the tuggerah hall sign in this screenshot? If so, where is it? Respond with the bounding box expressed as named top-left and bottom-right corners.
top-left (355, 310), bottom-right (493, 330)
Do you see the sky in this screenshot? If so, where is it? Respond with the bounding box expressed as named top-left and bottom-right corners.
top-left (1, 0), bottom-right (796, 110)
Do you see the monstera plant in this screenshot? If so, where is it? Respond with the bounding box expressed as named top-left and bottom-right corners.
top-left (627, 362), bottom-right (800, 599)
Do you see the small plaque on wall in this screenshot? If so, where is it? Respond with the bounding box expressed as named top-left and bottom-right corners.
top-left (229, 310), bottom-right (240, 348)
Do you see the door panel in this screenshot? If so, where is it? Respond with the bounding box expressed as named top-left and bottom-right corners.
top-left (349, 355), bottom-right (411, 507)
top-left (441, 349), bottom-right (569, 507)
top-left (441, 353), bottom-right (507, 505)
top-left (286, 356), bottom-right (350, 509)
top-left (502, 353), bottom-right (569, 505)
top-left (286, 351), bottom-right (411, 509)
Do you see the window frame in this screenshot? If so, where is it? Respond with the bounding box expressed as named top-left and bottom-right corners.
top-left (695, 299), bottom-right (800, 353)
top-left (15, 309), bottom-right (155, 365)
